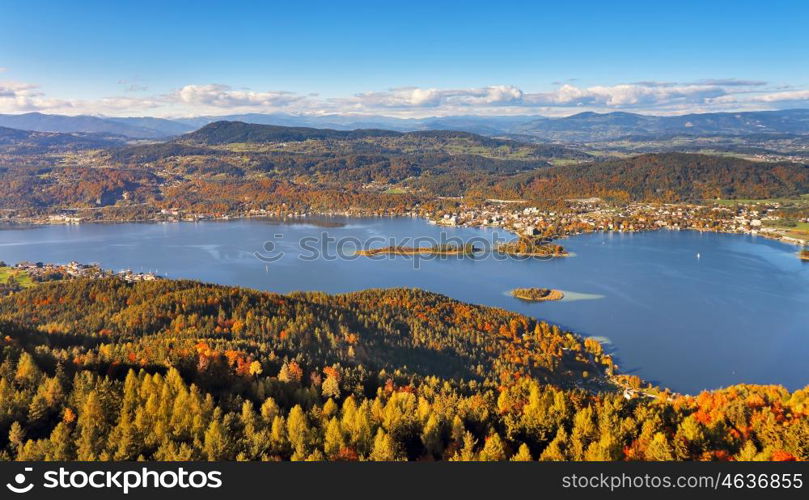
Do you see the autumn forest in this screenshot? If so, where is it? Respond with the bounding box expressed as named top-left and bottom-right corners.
top-left (0, 278), bottom-right (805, 461)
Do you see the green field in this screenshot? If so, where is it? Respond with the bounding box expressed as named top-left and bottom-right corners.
top-left (763, 220), bottom-right (809, 242)
top-left (786, 223), bottom-right (809, 241)
top-left (0, 267), bottom-right (34, 288)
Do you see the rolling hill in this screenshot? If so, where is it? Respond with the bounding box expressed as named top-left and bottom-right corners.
top-left (172, 112), bottom-right (541, 135)
top-left (179, 120), bottom-right (401, 144)
top-left (0, 126), bottom-right (128, 153)
top-left (175, 121), bottom-right (588, 160)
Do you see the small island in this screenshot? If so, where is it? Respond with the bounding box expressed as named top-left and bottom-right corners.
top-left (801, 249), bottom-right (809, 261)
top-left (496, 236), bottom-right (568, 257)
top-left (511, 287), bottom-right (565, 302)
top-left (356, 243), bottom-right (478, 257)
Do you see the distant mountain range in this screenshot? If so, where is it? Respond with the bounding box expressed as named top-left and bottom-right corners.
top-left (1, 109), bottom-right (808, 141)
top-left (514, 109), bottom-right (809, 141)
top-left (0, 113), bottom-right (194, 139)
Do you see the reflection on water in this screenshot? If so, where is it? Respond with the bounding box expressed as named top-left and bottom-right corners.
top-left (558, 291), bottom-right (605, 302)
top-left (0, 217), bottom-right (807, 394)
top-left (252, 216), bottom-right (347, 228)
top-left (500, 289), bottom-right (604, 302)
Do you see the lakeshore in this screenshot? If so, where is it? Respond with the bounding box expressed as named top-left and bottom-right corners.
top-left (5, 195), bottom-right (808, 254)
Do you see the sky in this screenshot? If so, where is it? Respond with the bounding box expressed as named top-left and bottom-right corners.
top-left (1, 0), bottom-right (809, 118)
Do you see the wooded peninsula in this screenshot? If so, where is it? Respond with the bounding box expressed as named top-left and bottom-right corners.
top-left (497, 237), bottom-right (569, 257)
top-left (356, 243), bottom-right (478, 257)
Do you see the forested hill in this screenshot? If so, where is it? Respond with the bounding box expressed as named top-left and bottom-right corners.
top-left (0, 278), bottom-right (609, 387)
top-left (180, 121), bottom-right (401, 144)
top-left (500, 153), bottom-right (809, 201)
top-left (179, 120), bottom-right (537, 147)
top-left (174, 120), bottom-right (589, 160)
top-left (0, 277), bottom-right (806, 461)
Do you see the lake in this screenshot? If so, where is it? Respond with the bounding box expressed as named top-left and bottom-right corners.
top-left (1, 217), bottom-right (807, 394)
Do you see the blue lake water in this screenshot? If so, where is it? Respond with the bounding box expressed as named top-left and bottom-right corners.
top-left (1, 217), bottom-right (807, 394)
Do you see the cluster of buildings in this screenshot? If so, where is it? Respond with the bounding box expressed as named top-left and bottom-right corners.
top-left (47, 214), bottom-right (83, 224)
top-left (425, 199), bottom-right (804, 246)
top-left (8, 261), bottom-right (160, 284)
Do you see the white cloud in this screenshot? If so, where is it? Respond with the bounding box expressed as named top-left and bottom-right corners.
top-left (693, 78), bottom-right (767, 87)
top-left (346, 85), bottom-right (525, 109)
top-left (339, 82), bottom-right (737, 114)
top-left (0, 81), bottom-right (72, 113)
top-left (747, 89), bottom-right (809, 103)
top-left (175, 84), bottom-right (303, 108)
top-left (708, 88), bottom-right (809, 108)
top-left (0, 78), bottom-right (806, 118)
top-left (0, 80), bottom-right (167, 115)
top-left (522, 83), bottom-right (727, 107)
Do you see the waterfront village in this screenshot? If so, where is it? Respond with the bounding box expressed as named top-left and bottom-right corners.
top-left (426, 199), bottom-right (809, 248)
top-left (0, 260), bottom-right (160, 296)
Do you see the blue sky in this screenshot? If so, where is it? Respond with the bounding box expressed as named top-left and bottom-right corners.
top-left (1, 0), bottom-right (808, 117)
